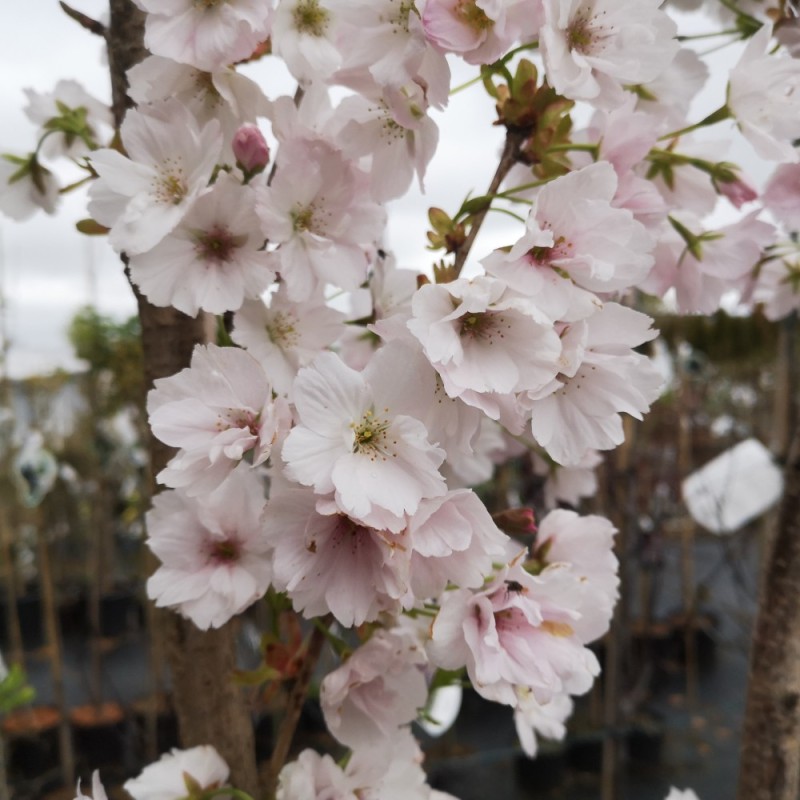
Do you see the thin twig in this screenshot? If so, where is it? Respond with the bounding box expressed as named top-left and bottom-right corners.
top-left (263, 619), bottom-right (329, 797)
top-left (452, 130), bottom-right (525, 277)
top-left (59, 1), bottom-right (107, 37)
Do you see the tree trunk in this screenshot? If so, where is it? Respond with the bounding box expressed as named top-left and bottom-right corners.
top-left (104, 3), bottom-right (258, 793)
top-left (737, 420), bottom-right (800, 800)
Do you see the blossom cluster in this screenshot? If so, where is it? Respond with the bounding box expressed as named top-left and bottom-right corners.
top-left (4, 0), bottom-right (800, 796)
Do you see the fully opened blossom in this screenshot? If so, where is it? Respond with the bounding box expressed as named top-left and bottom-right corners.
top-left (488, 162), bottom-right (654, 299)
top-left (148, 344), bottom-right (290, 495)
top-left (428, 559), bottom-right (600, 707)
top-left (124, 745), bottom-right (230, 800)
top-left (271, 0), bottom-right (341, 82)
top-left (407, 276), bottom-right (562, 420)
top-left (526, 303), bottom-right (662, 466)
top-left (540, 0), bottom-right (678, 109)
top-left (127, 56), bottom-right (269, 145)
top-left (128, 173), bottom-right (275, 316)
top-left (257, 139), bottom-right (385, 301)
top-left (146, 467), bottom-right (271, 630)
top-left (320, 627), bottom-right (428, 748)
top-left (282, 350), bottom-right (446, 531)
top-left (263, 484), bottom-right (411, 627)
top-left (728, 22), bottom-right (800, 163)
top-left (132, 0), bottom-right (272, 72)
top-left (232, 288), bottom-right (346, 397)
top-left (88, 101), bottom-right (222, 255)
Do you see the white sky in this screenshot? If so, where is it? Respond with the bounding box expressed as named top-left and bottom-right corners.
top-left (0, 3), bottom-right (754, 378)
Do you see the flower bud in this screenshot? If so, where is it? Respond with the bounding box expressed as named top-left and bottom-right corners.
top-left (717, 174), bottom-right (757, 209)
top-left (232, 125), bottom-right (269, 176)
top-left (492, 507), bottom-right (537, 537)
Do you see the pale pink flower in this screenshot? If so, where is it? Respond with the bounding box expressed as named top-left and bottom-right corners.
top-left (752, 250), bottom-right (800, 321)
top-left (729, 22), bottom-right (800, 163)
top-left (129, 173), bottom-right (275, 316)
top-left (74, 772), bottom-right (108, 800)
top-left (514, 689), bottom-right (572, 758)
top-left (133, 0), bottom-right (271, 71)
top-left (331, 80), bottom-right (439, 202)
top-left (333, 0), bottom-right (449, 100)
top-left (635, 48), bottom-right (709, 128)
top-left (0, 153), bottom-right (59, 221)
top-left (146, 468), bottom-right (271, 630)
top-left (123, 745), bottom-right (230, 800)
top-left (321, 627), bottom-right (428, 748)
top-left (282, 350), bottom-right (446, 531)
top-left (422, 0), bottom-right (539, 66)
top-left (532, 449), bottom-right (601, 509)
top-left (23, 79), bottom-right (111, 159)
top-left (148, 344), bottom-right (290, 495)
top-left (88, 101), bottom-right (222, 256)
top-left (763, 163), bottom-right (800, 231)
top-left (643, 211), bottom-right (775, 314)
top-left (540, 0), bottom-right (677, 109)
top-left (277, 731), bottom-right (433, 800)
top-left (232, 288), bottom-right (346, 397)
top-left (407, 489), bottom-right (509, 600)
top-left (428, 560), bottom-right (600, 706)
top-left (526, 303), bottom-right (662, 466)
top-left (263, 484), bottom-right (410, 627)
top-left (407, 276), bottom-right (562, 417)
top-left (271, 0), bottom-right (341, 82)
top-left (535, 509), bottom-right (618, 641)
top-left (492, 162), bottom-right (653, 296)
top-left (257, 139), bottom-right (385, 301)
top-left (127, 56), bottom-right (269, 145)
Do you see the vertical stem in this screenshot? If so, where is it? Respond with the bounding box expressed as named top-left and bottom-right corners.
top-left (0, 512), bottom-right (24, 671)
top-left (263, 624), bottom-right (327, 798)
top-left (36, 522), bottom-right (74, 787)
top-left (452, 131), bottom-right (524, 277)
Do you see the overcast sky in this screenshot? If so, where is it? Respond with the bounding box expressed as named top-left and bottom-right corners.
top-left (0, 3), bottom-right (748, 379)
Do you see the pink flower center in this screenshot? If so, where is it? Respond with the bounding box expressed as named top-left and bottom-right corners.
top-left (194, 225), bottom-right (244, 263)
top-left (459, 311), bottom-right (510, 343)
top-left (209, 537), bottom-right (240, 564)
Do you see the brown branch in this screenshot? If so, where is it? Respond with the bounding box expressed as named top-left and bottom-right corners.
top-left (451, 129), bottom-right (525, 277)
top-left (263, 621), bottom-right (329, 798)
top-left (736, 419), bottom-right (800, 800)
top-left (59, 2), bottom-right (106, 37)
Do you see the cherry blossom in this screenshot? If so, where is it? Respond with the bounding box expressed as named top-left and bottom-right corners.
top-left (540, 0), bottom-right (677, 109)
top-left (257, 138), bottom-right (385, 301)
top-left (231, 288), bottom-right (346, 398)
top-left (88, 101), bottom-right (222, 255)
top-left (728, 22), bottom-right (800, 163)
top-left (23, 79), bottom-right (111, 159)
top-left (148, 344), bottom-right (290, 495)
top-left (282, 350), bottom-right (446, 531)
top-left (123, 745), bottom-right (230, 799)
top-left (320, 627), bottom-right (428, 748)
top-left (526, 303), bottom-right (662, 466)
top-left (0, 153), bottom-right (59, 221)
top-left (763, 163), bottom-right (800, 232)
top-left (514, 688), bottom-right (573, 758)
top-left (146, 467), bottom-right (271, 630)
top-left (132, 0), bottom-right (272, 72)
top-left (263, 483), bottom-right (411, 626)
top-left (271, 0), bottom-right (341, 82)
top-left (128, 173), bottom-right (274, 315)
top-left (127, 56), bottom-right (269, 145)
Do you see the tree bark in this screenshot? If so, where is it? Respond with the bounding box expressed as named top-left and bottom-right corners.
top-left (104, 3), bottom-right (259, 793)
top-left (737, 420), bottom-right (800, 800)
